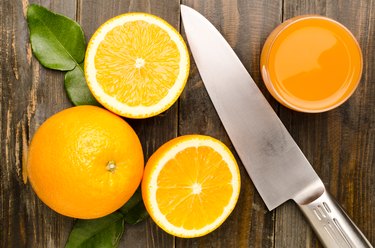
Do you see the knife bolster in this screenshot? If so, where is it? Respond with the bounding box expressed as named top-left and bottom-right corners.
top-left (297, 190), bottom-right (372, 248)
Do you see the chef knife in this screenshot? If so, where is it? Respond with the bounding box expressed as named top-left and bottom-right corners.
top-left (181, 5), bottom-right (372, 248)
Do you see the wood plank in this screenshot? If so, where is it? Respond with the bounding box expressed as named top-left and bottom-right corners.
top-left (1, 0), bottom-right (179, 246)
top-left (276, 0), bottom-right (375, 247)
top-left (1, 0), bottom-right (77, 247)
top-left (77, 0), bottom-right (180, 247)
top-left (178, 1), bottom-right (282, 247)
top-left (2, 0), bottom-right (373, 247)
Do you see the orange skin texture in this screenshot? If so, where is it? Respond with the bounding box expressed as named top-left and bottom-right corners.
top-left (27, 106), bottom-right (144, 219)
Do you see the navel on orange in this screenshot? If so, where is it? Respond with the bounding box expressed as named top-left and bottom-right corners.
top-left (27, 106), bottom-right (144, 219)
top-left (142, 135), bottom-right (241, 238)
top-left (85, 13), bottom-right (190, 118)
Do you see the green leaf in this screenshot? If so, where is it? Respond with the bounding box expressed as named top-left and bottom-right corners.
top-left (119, 189), bottom-right (143, 214)
top-left (64, 64), bottom-right (100, 106)
top-left (65, 212), bottom-right (125, 248)
top-left (119, 188), bottom-right (149, 225)
top-left (27, 4), bottom-right (86, 70)
top-left (123, 201), bottom-right (149, 225)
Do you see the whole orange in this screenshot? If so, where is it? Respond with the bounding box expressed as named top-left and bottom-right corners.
top-left (27, 106), bottom-right (144, 219)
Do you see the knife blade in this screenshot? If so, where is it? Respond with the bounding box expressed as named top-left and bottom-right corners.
top-left (181, 5), bottom-right (372, 248)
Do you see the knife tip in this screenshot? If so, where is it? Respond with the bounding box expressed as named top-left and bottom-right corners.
top-left (180, 4), bottom-right (192, 14)
top-left (180, 5), bottom-right (191, 21)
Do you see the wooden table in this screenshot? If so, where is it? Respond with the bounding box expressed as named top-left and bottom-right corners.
top-left (1, 0), bottom-right (374, 247)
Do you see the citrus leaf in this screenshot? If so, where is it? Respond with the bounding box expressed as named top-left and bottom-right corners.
top-left (64, 64), bottom-right (100, 106)
top-left (27, 4), bottom-right (86, 70)
top-left (119, 188), bottom-right (149, 224)
top-left (65, 212), bottom-right (125, 248)
top-left (119, 189), bottom-right (143, 214)
top-left (123, 201), bottom-right (149, 225)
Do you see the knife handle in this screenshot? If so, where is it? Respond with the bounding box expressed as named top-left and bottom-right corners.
top-left (297, 190), bottom-right (373, 248)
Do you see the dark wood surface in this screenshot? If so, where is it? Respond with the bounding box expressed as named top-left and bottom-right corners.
top-left (1, 0), bottom-right (374, 247)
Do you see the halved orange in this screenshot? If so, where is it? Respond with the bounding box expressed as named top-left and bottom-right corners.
top-left (142, 135), bottom-right (241, 238)
top-left (85, 13), bottom-right (190, 118)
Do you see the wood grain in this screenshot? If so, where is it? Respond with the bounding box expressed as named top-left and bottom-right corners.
top-left (1, 0), bottom-right (76, 247)
top-left (178, 1), bottom-right (281, 247)
top-left (276, 0), bottom-right (375, 247)
top-left (78, 0), bottom-right (180, 247)
top-left (1, 0), bottom-right (374, 247)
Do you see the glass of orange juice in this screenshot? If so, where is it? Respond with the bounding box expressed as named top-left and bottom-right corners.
top-left (260, 15), bottom-right (363, 113)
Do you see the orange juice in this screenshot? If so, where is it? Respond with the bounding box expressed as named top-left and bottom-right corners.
top-left (260, 15), bottom-right (362, 112)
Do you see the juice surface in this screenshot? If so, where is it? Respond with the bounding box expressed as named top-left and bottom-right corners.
top-left (265, 17), bottom-right (362, 111)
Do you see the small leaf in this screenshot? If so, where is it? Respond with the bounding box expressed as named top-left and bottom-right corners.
top-left (119, 188), bottom-right (149, 224)
top-left (123, 201), bottom-right (149, 225)
top-left (65, 212), bottom-right (125, 248)
top-left (64, 64), bottom-right (100, 106)
top-left (27, 4), bottom-right (86, 70)
top-left (119, 189), bottom-right (143, 214)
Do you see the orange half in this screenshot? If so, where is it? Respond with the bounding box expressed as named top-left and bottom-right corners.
top-left (142, 135), bottom-right (241, 238)
top-left (85, 13), bottom-right (190, 118)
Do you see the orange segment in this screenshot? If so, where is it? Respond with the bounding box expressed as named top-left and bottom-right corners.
top-left (85, 13), bottom-right (190, 118)
top-left (142, 135), bottom-right (241, 238)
